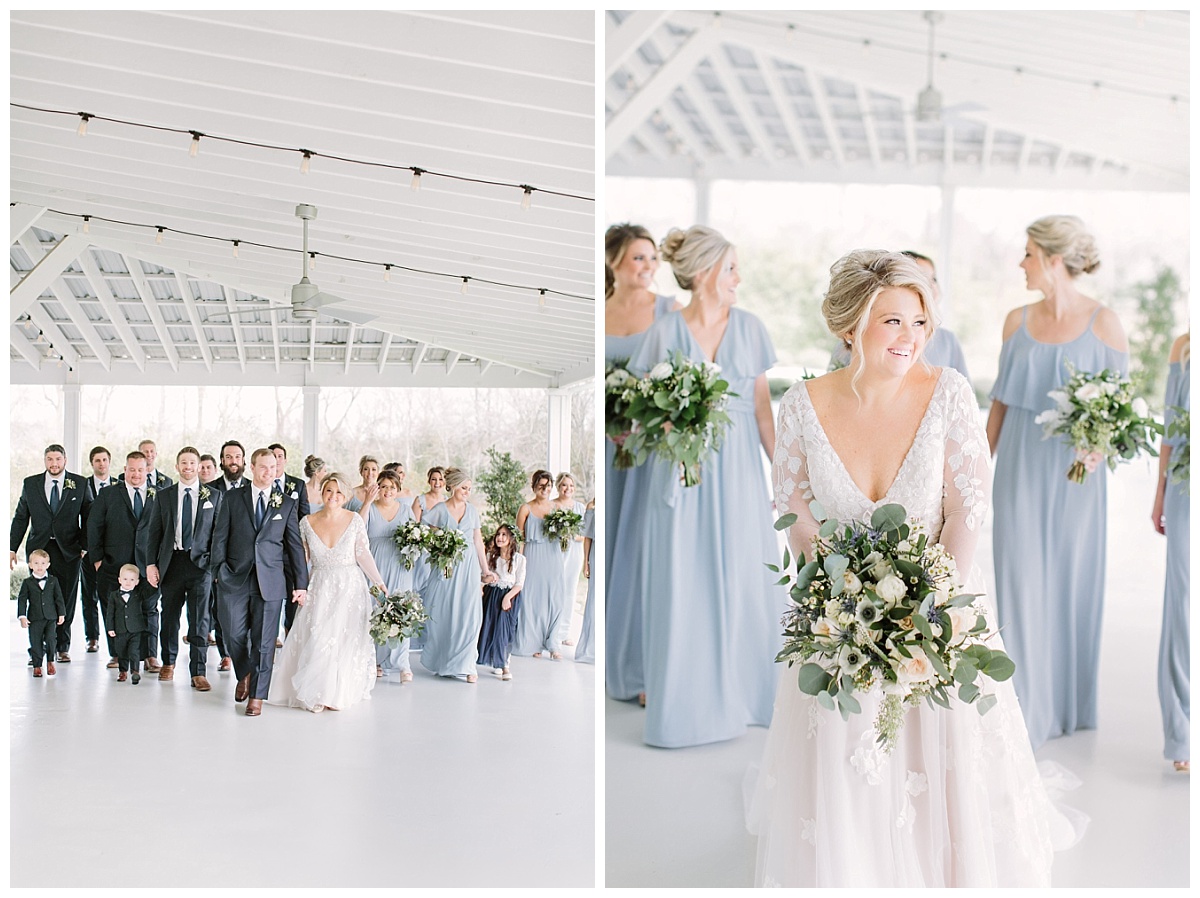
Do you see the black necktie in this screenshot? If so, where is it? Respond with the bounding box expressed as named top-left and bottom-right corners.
top-left (256, 493), bottom-right (266, 529)
top-left (50, 480), bottom-right (60, 513)
top-left (182, 488), bottom-right (193, 550)
top-left (133, 489), bottom-right (143, 519)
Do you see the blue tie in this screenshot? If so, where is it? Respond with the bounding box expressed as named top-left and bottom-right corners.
top-left (133, 488), bottom-right (143, 519)
top-left (256, 493), bottom-right (266, 530)
top-left (181, 488), bottom-right (193, 551)
top-left (49, 480), bottom-right (60, 514)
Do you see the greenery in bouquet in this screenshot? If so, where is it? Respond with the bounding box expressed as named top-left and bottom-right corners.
top-left (1035, 362), bottom-right (1162, 484)
top-left (542, 507), bottom-right (583, 552)
top-left (769, 501), bottom-right (1015, 753)
top-left (1167, 406), bottom-right (1190, 493)
top-left (425, 526), bottom-right (468, 579)
top-left (368, 587), bottom-right (429, 645)
top-left (604, 358), bottom-right (639, 470)
top-left (614, 350), bottom-right (736, 487)
top-left (11, 562), bottom-right (30, 600)
top-left (392, 520), bottom-right (433, 570)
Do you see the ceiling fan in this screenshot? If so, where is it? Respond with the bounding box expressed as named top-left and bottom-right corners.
top-left (206, 203), bottom-right (377, 327)
top-left (912, 11), bottom-right (985, 125)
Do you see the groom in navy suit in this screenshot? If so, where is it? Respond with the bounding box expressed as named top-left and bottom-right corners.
top-left (209, 448), bottom-right (308, 717)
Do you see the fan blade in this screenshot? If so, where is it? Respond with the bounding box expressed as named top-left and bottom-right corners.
top-left (332, 308), bottom-right (379, 327)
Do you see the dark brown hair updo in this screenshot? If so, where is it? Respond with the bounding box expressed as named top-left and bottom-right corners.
top-left (605, 223), bottom-right (656, 300)
top-left (304, 455), bottom-right (326, 478)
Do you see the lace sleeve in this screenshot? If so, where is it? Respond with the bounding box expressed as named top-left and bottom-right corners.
top-left (772, 385), bottom-right (821, 560)
top-left (511, 553), bottom-right (526, 592)
top-left (352, 516), bottom-right (386, 587)
top-left (940, 372), bottom-right (991, 574)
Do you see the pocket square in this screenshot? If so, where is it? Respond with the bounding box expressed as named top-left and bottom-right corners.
top-left (290, 491), bottom-right (298, 500)
top-left (202, 501), bottom-right (214, 509)
top-left (272, 513), bottom-right (283, 520)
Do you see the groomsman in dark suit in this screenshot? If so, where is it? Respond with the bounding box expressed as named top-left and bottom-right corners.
top-left (210, 448), bottom-right (308, 716)
top-left (269, 443), bottom-right (311, 635)
top-left (80, 446), bottom-right (115, 655)
top-left (119, 439), bottom-right (174, 491)
top-left (87, 450), bottom-right (160, 672)
top-left (145, 447), bottom-right (224, 691)
top-left (10, 443), bottom-right (91, 662)
top-left (210, 440), bottom-right (248, 493)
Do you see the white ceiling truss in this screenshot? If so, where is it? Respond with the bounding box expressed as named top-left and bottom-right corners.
top-left (605, 10), bottom-right (1188, 192)
top-left (10, 10), bottom-right (596, 388)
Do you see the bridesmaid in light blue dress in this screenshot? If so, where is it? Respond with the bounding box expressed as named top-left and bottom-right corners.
top-left (360, 470), bottom-right (416, 682)
top-left (988, 215), bottom-right (1129, 751)
top-left (628, 225), bottom-right (784, 748)
top-left (513, 470), bottom-right (567, 659)
top-left (408, 466), bottom-right (445, 651)
top-left (575, 502), bottom-right (595, 664)
top-left (604, 223), bottom-right (676, 701)
top-left (553, 473), bottom-right (586, 647)
top-left (1153, 333), bottom-right (1190, 770)
top-left (344, 455), bottom-right (380, 513)
top-left (303, 455), bottom-right (327, 514)
top-left (418, 468), bottom-right (495, 682)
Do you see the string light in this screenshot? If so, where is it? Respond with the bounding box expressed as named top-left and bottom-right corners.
top-left (460, 277), bottom-right (469, 295)
top-left (785, 22), bottom-right (796, 43)
top-left (538, 289), bottom-right (546, 308)
top-left (299, 150), bottom-right (312, 174)
top-left (520, 186), bottom-right (533, 211)
top-left (189, 130), bottom-right (202, 157)
top-left (309, 252), bottom-right (316, 271)
top-left (76, 113), bottom-right (89, 137)
top-left (383, 264), bottom-right (392, 283)
top-left (861, 39), bottom-right (871, 53)
top-left (35, 330), bottom-right (44, 344)
top-left (155, 227), bottom-right (164, 245)
top-left (410, 167), bottom-right (423, 191)
top-left (231, 240), bottom-right (239, 259)
top-left (82, 215), bottom-right (90, 233)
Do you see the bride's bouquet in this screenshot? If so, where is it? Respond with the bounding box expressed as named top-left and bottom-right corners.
top-left (605, 359), bottom-right (639, 470)
top-left (425, 527), bottom-right (468, 579)
top-left (368, 587), bottom-right (429, 645)
top-left (392, 520), bottom-right (433, 570)
top-left (770, 501), bottom-right (1015, 753)
top-left (10, 561), bottom-right (29, 600)
top-left (1035, 363), bottom-right (1161, 484)
top-left (542, 507), bottom-right (584, 552)
top-left (1167, 407), bottom-right (1190, 493)
top-left (614, 350), bottom-right (735, 487)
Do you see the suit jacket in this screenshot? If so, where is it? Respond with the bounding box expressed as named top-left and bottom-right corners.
top-left (10, 471), bottom-right (90, 557)
top-left (276, 474), bottom-right (311, 521)
top-left (17, 576), bottom-right (66, 621)
top-left (145, 481), bottom-right (223, 578)
top-left (209, 475), bottom-right (248, 494)
top-left (80, 476), bottom-right (115, 538)
top-left (105, 582), bottom-right (156, 634)
top-left (119, 470), bottom-right (174, 489)
top-left (210, 484), bottom-right (309, 600)
top-left (86, 482), bottom-right (153, 573)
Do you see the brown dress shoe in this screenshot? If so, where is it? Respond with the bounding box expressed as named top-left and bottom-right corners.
top-left (87, 640), bottom-right (99, 653)
top-left (57, 652), bottom-right (70, 663)
top-left (234, 673), bottom-right (251, 702)
top-left (144, 657), bottom-right (162, 672)
top-left (245, 698), bottom-right (263, 717)
top-left (218, 657), bottom-right (232, 672)
top-left (158, 665), bottom-right (175, 681)
top-left (107, 657), bottom-right (120, 669)
top-left (191, 676), bottom-right (212, 692)
top-left (47, 662), bottom-right (56, 676)
top-left (33, 667), bottom-right (43, 677)
top-left (117, 671), bottom-right (127, 682)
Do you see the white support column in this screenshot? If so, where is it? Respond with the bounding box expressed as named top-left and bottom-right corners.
top-left (63, 380), bottom-right (82, 471)
top-left (546, 388), bottom-right (572, 476)
top-left (937, 183), bottom-right (957, 323)
top-left (302, 384), bottom-right (321, 458)
top-left (694, 170), bottom-right (712, 226)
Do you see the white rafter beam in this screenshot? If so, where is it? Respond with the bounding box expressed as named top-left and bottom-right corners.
top-left (123, 253), bottom-right (180, 372)
top-left (11, 324), bottom-right (42, 370)
top-left (980, 124), bottom-right (994, 175)
top-left (377, 333), bottom-right (393, 374)
top-left (753, 48), bottom-right (811, 165)
top-left (903, 110), bottom-right (918, 169)
top-left (807, 73), bottom-right (843, 167)
top-left (343, 323), bottom-right (357, 374)
top-left (856, 85), bottom-right (881, 169)
top-left (479, 360), bottom-right (494, 377)
top-left (10, 203), bottom-right (47, 244)
top-left (411, 342), bottom-right (428, 374)
top-left (1017, 134), bottom-right (1033, 174)
top-left (220, 285), bottom-right (247, 372)
top-left (269, 306), bottom-right (281, 373)
top-left (606, 10), bottom-right (671, 79)
top-left (174, 271), bottom-right (213, 372)
top-left (25, 304), bottom-right (79, 369)
top-left (445, 351), bottom-right (461, 374)
top-left (77, 252), bottom-right (147, 372)
top-left (10, 232), bottom-right (90, 320)
top-left (708, 49), bottom-right (776, 164)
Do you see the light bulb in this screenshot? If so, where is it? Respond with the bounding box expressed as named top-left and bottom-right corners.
top-left (410, 168), bottom-right (423, 191)
top-left (155, 228), bottom-right (164, 245)
top-left (300, 151), bottom-right (312, 174)
top-left (521, 186), bottom-right (533, 211)
top-left (189, 132), bottom-right (201, 157)
top-left (77, 114), bottom-right (90, 137)
top-left (383, 265), bottom-right (391, 283)
top-left (460, 278), bottom-right (469, 295)
top-left (538, 289), bottom-right (546, 307)
top-left (82, 216), bottom-right (90, 234)
top-left (232, 241), bottom-right (240, 259)
top-left (309, 253), bottom-right (316, 271)
top-left (785, 23), bottom-right (795, 43)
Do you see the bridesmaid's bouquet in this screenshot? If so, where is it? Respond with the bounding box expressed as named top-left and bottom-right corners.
top-left (1167, 407), bottom-right (1190, 492)
top-left (770, 502), bottom-right (1015, 753)
top-left (543, 507), bottom-right (584, 552)
top-left (393, 520), bottom-right (433, 570)
top-left (10, 562), bottom-right (30, 600)
top-left (605, 359), bottom-right (639, 469)
top-left (425, 527), bottom-right (468, 579)
top-left (368, 587), bottom-right (430, 645)
top-left (616, 350), bottom-right (735, 487)
top-left (1035, 363), bottom-right (1161, 484)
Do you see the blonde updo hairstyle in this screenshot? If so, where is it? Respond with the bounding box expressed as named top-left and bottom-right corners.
top-left (1026, 215), bottom-right (1101, 278)
top-left (823, 250), bottom-right (936, 398)
top-left (443, 467), bottom-right (470, 495)
top-left (660, 225), bottom-right (733, 293)
top-left (320, 472), bottom-right (351, 500)
top-left (605, 223), bottom-right (656, 300)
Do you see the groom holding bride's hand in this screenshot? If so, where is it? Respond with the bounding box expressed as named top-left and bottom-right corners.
top-left (210, 448), bottom-right (308, 717)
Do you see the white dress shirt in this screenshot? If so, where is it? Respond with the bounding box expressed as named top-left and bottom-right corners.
top-left (251, 485), bottom-right (271, 519)
top-left (44, 471), bottom-right (64, 505)
top-left (175, 480), bottom-right (200, 549)
top-left (125, 481), bottom-right (146, 510)
top-left (93, 475), bottom-right (112, 495)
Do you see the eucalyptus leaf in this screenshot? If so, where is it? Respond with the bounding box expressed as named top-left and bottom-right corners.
top-left (870, 503), bottom-right (907, 532)
top-left (774, 513), bottom-right (798, 532)
top-left (824, 554), bottom-right (849, 584)
top-left (958, 682), bottom-right (980, 703)
top-left (926, 648), bottom-right (950, 681)
top-left (981, 652), bottom-right (1016, 682)
top-left (817, 690), bottom-right (836, 711)
top-left (912, 613), bottom-right (933, 640)
top-left (818, 519), bottom-right (839, 539)
top-left (977, 693), bottom-right (998, 716)
top-left (765, 563), bottom-right (780, 573)
top-left (809, 499), bottom-right (827, 523)
top-left (797, 663), bottom-right (833, 696)
top-left (839, 691), bottom-right (862, 715)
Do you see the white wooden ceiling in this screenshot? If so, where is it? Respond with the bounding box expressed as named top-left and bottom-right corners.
top-left (606, 10), bottom-right (1188, 192)
top-left (10, 10), bottom-right (596, 388)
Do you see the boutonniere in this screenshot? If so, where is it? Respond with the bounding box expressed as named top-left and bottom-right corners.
top-left (268, 492), bottom-right (284, 509)
top-left (199, 485), bottom-right (211, 501)
top-left (63, 478), bottom-right (76, 490)
top-left (147, 487), bottom-right (157, 499)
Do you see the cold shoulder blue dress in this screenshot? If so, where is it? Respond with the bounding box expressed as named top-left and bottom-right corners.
top-left (418, 501), bottom-right (483, 679)
top-left (990, 305), bottom-right (1128, 750)
top-left (364, 502), bottom-right (416, 675)
top-left (605, 293), bottom-right (674, 699)
top-left (512, 512), bottom-right (566, 656)
top-left (1159, 359), bottom-right (1190, 761)
top-left (408, 493), bottom-right (441, 651)
top-left (627, 308), bottom-right (785, 748)
top-left (575, 507), bottom-right (595, 664)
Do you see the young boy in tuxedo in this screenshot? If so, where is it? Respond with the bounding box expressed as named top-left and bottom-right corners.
top-left (106, 564), bottom-right (154, 684)
top-left (17, 549), bottom-right (65, 677)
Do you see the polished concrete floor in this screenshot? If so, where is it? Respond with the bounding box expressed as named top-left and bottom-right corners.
top-left (11, 597), bottom-right (595, 888)
top-left (606, 461), bottom-right (1190, 887)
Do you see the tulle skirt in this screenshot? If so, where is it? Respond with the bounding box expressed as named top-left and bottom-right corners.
top-left (477, 585), bottom-right (520, 669)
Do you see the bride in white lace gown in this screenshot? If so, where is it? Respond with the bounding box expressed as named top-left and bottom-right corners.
top-left (270, 474), bottom-right (387, 713)
top-left (747, 251), bottom-right (1075, 887)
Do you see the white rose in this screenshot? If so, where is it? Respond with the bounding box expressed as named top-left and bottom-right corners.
top-left (843, 571), bottom-right (862, 595)
top-left (1074, 382), bottom-right (1103, 402)
top-left (1048, 389), bottom-right (1073, 411)
top-left (811, 617), bottom-right (840, 639)
top-left (1132, 397), bottom-right (1149, 419)
top-left (605, 369), bottom-right (631, 388)
top-left (1101, 380), bottom-right (1119, 395)
top-left (875, 573), bottom-right (908, 604)
top-left (704, 361), bottom-right (722, 375)
top-left (946, 605), bottom-right (976, 645)
top-left (648, 361), bottom-right (674, 381)
top-left (893, 646), bottom-right (937, 686)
